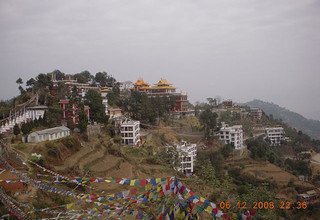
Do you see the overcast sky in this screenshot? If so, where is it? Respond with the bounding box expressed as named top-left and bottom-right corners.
top-left (1, 0), bottom-right (319, 120)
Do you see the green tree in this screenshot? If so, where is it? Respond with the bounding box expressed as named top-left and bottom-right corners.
top-left (26, 78), bottom-right (36, 92)
top-left (16, 78), bottom-right (23, 85)
top-left (95, 72), bottom-right (108, 86)
top-left (78, 105), bottom-right (88, 133)
top-left (21, 123), bottom-right (32, 135)
top-left (35, 73), bottom-right (51, 90)
top-left (95, 72), bottom-right (117, 87)
top-left (199, 108), bottom-right (218, 138)
top-left (220, 110), bottom-right (232, 124)
top-left (221, 144), bottom-right (234, 158)
top-left (207, 97), bottom-right (217, 108)
top-left (13, 124), bottom-right (20, 137)
top-left (16, 78), bottom-right (25, 94)
top-left (50, 69), bottom-right (65, 80)
top-left (195, 159), bottom-right (220, 186)
top-left (85, 89), bottom-right (107, 123)
top-left (246, 138), bottom-right (268, 159)
top-left (74, 71), bottom-right (92, 83)
top-left (46, 104), bottom-right (63, 126)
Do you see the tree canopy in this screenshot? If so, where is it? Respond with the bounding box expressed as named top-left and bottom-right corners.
top-left (85, 89), bottom-right (108, 124)
top-left (199, 108), bottom-right (218, 138)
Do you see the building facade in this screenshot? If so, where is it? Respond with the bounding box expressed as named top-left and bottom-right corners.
top-left (100, 87), bottom-right (110, 115)
top-left (27, 126), bottom-right (70, 143)
top-left (219, 123), bottom-right (243, 149)
top-left (167, 141), bottom-right (197, 174)
top-left (250, 107), bottom-right (263, 119)
top-left (59, 99), bottom-right (90, 125)
top-left (176, 141), bottom-right (197, 174)
top-left (120, 120), bottom-right (140, 146)
top-left (108, 107), bottom-right (122, 119)
top-left (265, 127), bottom-right (285, 146)
top-left (222, 100), bottom-right (233, 108)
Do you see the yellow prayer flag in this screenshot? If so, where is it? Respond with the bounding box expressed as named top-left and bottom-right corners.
top-left (130, 180), bottom-right (135, 186)
top-left (66, 203), bottom-right (74, 209)
top-left (205, 206), bottom-right (213, 213)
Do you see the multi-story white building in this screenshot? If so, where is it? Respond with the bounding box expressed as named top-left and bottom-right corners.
top-left (265, 127), bottom-right (285, 146)
top-left (100, 87), bottom-right (109, 115)
top-left (175, 141), bottom-right (197, 174)
top-left (219, 123), bottom-right (243, 149)
top-left (167, 141), bottom-right (197, 174)
top-left (120, 120), bottom-right (140, 146)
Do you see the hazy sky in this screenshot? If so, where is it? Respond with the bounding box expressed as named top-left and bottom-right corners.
top-left (1, 0), bottom-right (319, 120)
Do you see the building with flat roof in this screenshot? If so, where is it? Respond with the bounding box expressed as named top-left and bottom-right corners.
top-left (120, 120), bottom-right (140, 146)
top-left (27, 126), bottom-right (70, 143)
top-left (219, 122), bottom-right (243, 149)
top-left (176, 141), bottom-right (197, 174)
top-left (265, 127), bottom-right (285, 146)
top-left (167, 141), bottom-right (197, 175)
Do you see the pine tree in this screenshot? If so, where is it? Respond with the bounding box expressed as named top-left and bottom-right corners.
top-left (13, 124), bottom-right (20, 137)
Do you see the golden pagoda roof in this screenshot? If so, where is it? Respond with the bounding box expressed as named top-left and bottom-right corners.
top-left (100, 87), bottom-right (111, 92)
top-left (134, 78), bottom-right (149, 87)
top-left (156, 78), bottom-right (172, 86)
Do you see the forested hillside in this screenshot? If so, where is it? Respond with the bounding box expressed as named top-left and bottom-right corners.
top-left (245, 99), bottom-right (320, 140)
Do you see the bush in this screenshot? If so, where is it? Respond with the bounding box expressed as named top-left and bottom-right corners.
top-left (30, 156), bottom-right (45, 166)
top-left (48, 147), bottom-right (60, 158)
top-left (221, 144), bottom-right (234, 158)
top-left (45, 143), bottom-right (60, 158)
top-left (113, 136), bottom-right (122, 144)
top-left (61, 137), bottom-right (80, 149)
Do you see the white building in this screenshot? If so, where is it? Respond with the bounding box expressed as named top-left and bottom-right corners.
top-left (27, 126), bottom-right (70, 143)
top-left (108, 107), bottom-right (122, 119)
top-left (219, 123), bottom-right (243, 149)
top-left (100, 87), bottom-right (111, 115)
top-left (119, 81), bottom-right (134, 91)
top-left (0, 106), bottom-right (47, 134)
top-left (176, 141), bottom-right (197, 174)
top-left (265, 127), bottom-right (285, 146)
top-left (25, 106), bottom-right (48, 121)
top-left (120, 120), bottom-right (140, 146)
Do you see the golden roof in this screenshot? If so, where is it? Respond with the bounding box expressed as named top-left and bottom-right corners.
top-left (149, 86), bottom-right (176, 90)
top-left (134, 78), bottom-right (149, 87)
top-left (156, 78), bottom-right (172, 86)
top-left (100, 87), bottom-right (111, 92)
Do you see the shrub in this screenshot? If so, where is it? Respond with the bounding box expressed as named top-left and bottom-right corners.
top-left (61, 137), bottom-right (80, 149)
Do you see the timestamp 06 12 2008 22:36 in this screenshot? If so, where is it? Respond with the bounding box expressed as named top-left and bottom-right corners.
top-left (218, 201), bottom-right (308, 210)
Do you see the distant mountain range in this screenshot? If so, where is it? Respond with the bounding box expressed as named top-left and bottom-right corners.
top-left (245, 99), bottom-right (320, 140)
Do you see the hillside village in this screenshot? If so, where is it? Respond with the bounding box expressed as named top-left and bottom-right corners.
top-left (0, 70), bottom-right (320, 219)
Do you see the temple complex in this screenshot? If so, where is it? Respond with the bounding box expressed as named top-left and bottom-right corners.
top-left (133, 78), bottom-right (193, 117)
